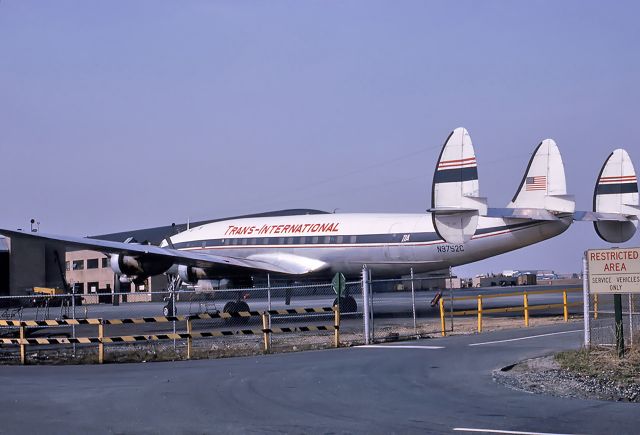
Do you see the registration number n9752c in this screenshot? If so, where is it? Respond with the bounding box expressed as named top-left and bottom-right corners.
top-left (436, 244), bottom-right (464, 253)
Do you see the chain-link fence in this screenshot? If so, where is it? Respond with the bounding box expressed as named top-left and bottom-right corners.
top-left (366, 278), bottom-right (582, 341)
top-left (589, 293), bottom-right (640, 348)
top-left (0, 275), bottom-right (588, 364)
top-left (369, 277), bottom-right (444, 342)
top-left (0, 280), bottom-right (363, 364)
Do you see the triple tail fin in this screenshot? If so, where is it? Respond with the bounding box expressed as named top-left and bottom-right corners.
top-left (592, 149), bottom-right (639, 242)
top-left (430, 127), bottom-right (487, 243)
top-left (507, 139), bottom-right (575, 213)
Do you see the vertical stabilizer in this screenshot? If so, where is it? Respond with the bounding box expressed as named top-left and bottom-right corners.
top-left (593, 149), bottom-right (639, 242)
top-left (431, 127), bottom-right (487, 244)
top-left (508, 139), bottom-right (574, 213)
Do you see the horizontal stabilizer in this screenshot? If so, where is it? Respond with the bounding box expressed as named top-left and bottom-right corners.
top-left (431, 127), bottom-right (486, 243)
top-left (593, 149), bottom-right (639, 242)
top-left (487, 207), bottom-right (559, 221)
top-left (573, 211), bottom-right (631, 222)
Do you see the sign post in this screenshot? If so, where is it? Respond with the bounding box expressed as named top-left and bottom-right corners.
top-left (614, 294), bottom-right (624, 357)
top-left (587, 247), bottom-right (640, 357)
top-left (332, 272), bottom-right (346, 314)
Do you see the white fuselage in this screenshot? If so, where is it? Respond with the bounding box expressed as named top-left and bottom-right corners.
top-left (164, 213), bottom-right (572, 278)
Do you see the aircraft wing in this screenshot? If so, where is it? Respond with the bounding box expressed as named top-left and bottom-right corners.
top-left (0, 228), bottom-right (327, 276)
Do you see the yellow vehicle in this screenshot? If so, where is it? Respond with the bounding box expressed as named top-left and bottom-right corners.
top-left (33, 287), bottom-right (64, 296)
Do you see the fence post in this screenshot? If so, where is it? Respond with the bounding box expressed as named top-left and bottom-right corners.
top-left (477, 295), bottom-right (483, 333)
top-left (172, 290), bottom-right (177, 351)
top-left (410, 268), bottom-right (417, 336)
top-left (362, 265), bottom-right (371, 345)
top-left (186, 317), bottom-right (192, 360)
top-left (583, 253), bottom-right (591, 347)
top-left (71, 290), bottom-right (76, 357)
top-left (439, 297), bottom-right (446, 336)
top-left (334, 305), bottom-right (340, 348)
top-left (629, 294), bottom-right (633, 346)
top-left (523, 292), bottom-right (529, 327)
top-left (614, 294), bottom-right (624, 357)
top-left (19, 325), bottom-right (26, 365)
top-left (98, 321), bottom-right (104, 364)
top-left (563, 290), bottom-right (569, 322)
top-left (262, 312), bottom-right (271, 353)
top-left (267, 274), bottom-right (272, 348)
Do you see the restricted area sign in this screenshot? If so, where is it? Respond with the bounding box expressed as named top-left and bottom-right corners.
top-left (587, 247), bottom-right (640, 294)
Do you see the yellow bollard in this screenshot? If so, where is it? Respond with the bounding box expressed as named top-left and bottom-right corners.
top-left (19, 325), bottom-right (25, 365)
top-left (477, 295), bottom-right (483, 333)
top-left (594, 294), bottom-right (599, 319)
top-left (98, 322), bottom-right (104, 364)
top-left (262, 312), bottom-right (271, 353)
top-left (562, 290), bottom-right (568, 322)
top-left (523, 293), bottom-right (529, 327)
top-left (439, 297), bottom-right (446, 336)
top-left (334, 306), bottom-right (340, 348)
top-left (186, 317), bottom-right (192, 359)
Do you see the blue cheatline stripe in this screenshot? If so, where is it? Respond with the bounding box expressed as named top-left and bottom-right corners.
top-left (596, 183), bottom-right (638, 195)
top-left (433, 166), bottom-right (478, 184)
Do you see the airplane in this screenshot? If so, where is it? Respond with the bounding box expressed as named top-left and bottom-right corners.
top-left (1, 127), bottom-right (638, 315)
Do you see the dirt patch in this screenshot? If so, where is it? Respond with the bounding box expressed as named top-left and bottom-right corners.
top-left (494, 347), bottom-right (640, 402)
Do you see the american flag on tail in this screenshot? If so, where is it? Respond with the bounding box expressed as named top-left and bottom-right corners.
top-left (525, 176), bottom-right (547, 191)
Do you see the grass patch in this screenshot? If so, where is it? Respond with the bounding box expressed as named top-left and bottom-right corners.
top-left (556, 346), bottom-right (640, 385)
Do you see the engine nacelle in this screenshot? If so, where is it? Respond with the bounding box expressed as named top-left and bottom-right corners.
top-left (177, 265), bottom-right (208, 284)
top-left (110, 254), bottom-right (174, 278)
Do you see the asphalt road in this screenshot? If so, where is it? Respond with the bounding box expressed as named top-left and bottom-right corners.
top-left (0, 322), bottom-right (636, 434)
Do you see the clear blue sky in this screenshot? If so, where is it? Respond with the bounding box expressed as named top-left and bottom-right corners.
top-left (1, 1), bottom-right (639, 276)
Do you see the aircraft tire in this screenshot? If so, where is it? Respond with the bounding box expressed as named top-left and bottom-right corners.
top-left (223, 301), bottom-right (237, 313)
top-left (223, 301), bottom-right (250, 325)
top-left (163, 302), bottom-right (175, 317)
top-left (236, 300), bottom-right (250, 313)
top-left (333, 296), bottom-right (357, 313)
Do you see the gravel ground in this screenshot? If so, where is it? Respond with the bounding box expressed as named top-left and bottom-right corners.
top-left (494, 354), bottom-right (640, 402)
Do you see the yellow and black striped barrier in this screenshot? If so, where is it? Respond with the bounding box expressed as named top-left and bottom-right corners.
top-left (0, 307), bottom-right (334, 328)
top-left (0, 326), bottom-right (336, 346)
top-left (0, 306), bottom-right (340, 365)
top-left (0, 337), bottom-right (101, 345)
top-left (0, 318), bottom-right (102, 327)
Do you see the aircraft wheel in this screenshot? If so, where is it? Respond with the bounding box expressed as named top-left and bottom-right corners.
top-left (236, 300), bottom-right (250, 313)
top-left (223, 301), bottom-right (249, 325)
top-left (333, 296), bottom-right (357, 313)
top-left (163, 302), bottom-right (175, 317)
top-left (223, 301), bottom-right (237, 313)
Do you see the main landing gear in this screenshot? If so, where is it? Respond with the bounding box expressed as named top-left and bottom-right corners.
top-left (223, 300), bottom-right (250, 315)
top-left (163, 274), bottom-right (182, 317)
top-left (223, 293), bottom-right (251, 324)
top-left (333, 296), bottom-right (357, 313)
